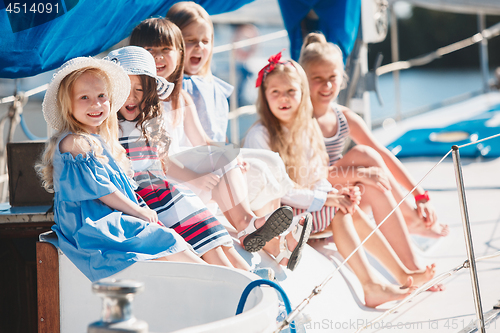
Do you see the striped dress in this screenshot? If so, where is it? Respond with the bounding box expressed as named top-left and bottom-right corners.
top-left (324, 105), bottom-right (350, 166)
top-left (118, 119), bottom-right (233, 255)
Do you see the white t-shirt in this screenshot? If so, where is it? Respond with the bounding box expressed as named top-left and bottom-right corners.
top-left (244, 123), bottom-right (334, 211)
top-left (162, 98), bottom-right (193, 155)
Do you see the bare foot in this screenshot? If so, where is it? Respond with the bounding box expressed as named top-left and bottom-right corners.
top-left (364, 277), bottom-right (417, 308)
top-left (427, 283), bottom-right (446, 292)
top-left (407, 219), bottom-right (449, 238)
top-left (407, 263), bottom-right (437, 286)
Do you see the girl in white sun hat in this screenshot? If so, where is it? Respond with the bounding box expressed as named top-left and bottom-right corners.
top-left (36, 56), bottom-right (204, 282)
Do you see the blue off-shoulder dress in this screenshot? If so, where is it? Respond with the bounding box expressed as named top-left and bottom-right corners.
top-left (51, 133), bottom-right (187, 282)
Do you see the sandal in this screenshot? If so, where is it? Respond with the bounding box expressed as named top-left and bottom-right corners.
top-left (275, 213), bottom-right (312, 271)
top-left (238, 206), bottom-right (293, 252)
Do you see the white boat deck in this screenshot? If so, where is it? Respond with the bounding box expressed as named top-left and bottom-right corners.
top-left (225, 155), bottom-right (500, 333)
top-left (220, 93), bottom-right (500, 332)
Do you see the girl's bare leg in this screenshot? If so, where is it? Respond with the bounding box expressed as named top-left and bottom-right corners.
top-left (212, 168), bottom-right (256, 232)
top-left (200, 247), bottom-right (235, 268)
top-left (331, 211), bottom-right (416, 307)
top-left (357, 185), bottom-right (421, 271)
top-left (212, 169), bottom-right (278, 245)
top-left (154, 250), bottom-right (206, 264)
top-left (329, 145), bottom-right (448, 238)
top-left (351, 209), bottom-right (436, 286)
top-left (222, 246), bottom-right (251, 270)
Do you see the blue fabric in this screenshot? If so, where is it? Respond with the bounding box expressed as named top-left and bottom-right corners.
top-left (307, 190), bottom-right (327, 212)
top-left (52, 133), bottom-right (187, 282)
top-left (0, 0), bottom-right (254, 78)
top-left (183, 74), bottom-right (234, 142)
top-left (277, 0), bottom-right (361, 61)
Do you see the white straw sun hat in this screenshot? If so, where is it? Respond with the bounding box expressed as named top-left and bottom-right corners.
top-left (42, 57), bottom-right (131, 131)
top-left (105, 46), bottom-right (174, 100)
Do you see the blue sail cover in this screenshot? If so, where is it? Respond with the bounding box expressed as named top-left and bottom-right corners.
top-left (0, 0), bottom-right (254, 78)
top-left (278, 0), bottom-right (360, 61)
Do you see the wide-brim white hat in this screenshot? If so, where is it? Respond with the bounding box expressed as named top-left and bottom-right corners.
top-left (42, 57), bottom-right (131, 131)
top-left (105, 46), bottom-right (174, 100)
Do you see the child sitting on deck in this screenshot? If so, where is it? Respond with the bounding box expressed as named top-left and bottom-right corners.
top-left (244, 52), bottom-right (443, 307)
top-left (35, 56), bottom-right (203, 282)
top-left (299, 32), bottom-right (448, 242)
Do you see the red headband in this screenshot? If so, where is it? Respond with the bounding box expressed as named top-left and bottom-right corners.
top-left (255, 51), bottom-right (292, 87)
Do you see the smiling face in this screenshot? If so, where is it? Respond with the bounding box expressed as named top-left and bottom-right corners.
top-left (264, 73), bottom-right (302, 127)
top-left (304, 57), bottom-right (344, 110)
top-left (145, 45), bottom-right (180, 80)
top-left (70, 71), bottom-right (110, 133)
top-left (182, 19), bottom-right (212, 75)
top-left (119, 75), bottom-right (143, 121)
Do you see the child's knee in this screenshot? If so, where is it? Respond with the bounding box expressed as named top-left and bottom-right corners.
top-left (349, 145), bottom-right (384, 166)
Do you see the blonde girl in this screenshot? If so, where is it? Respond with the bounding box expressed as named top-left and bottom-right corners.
top-left (245, 52), bottom-right (443, 306)
top-left (36, 57), bottom-right (203, 282)
top-left (299, 33), bottom-right (448, 268)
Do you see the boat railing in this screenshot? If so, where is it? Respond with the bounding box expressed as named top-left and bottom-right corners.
top-left (382, 11), bottom-right (500, 124)
top-left (275, 132), bottom-right (500, 333)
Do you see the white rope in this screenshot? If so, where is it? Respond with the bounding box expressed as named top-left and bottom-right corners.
top-left (376, 21), bottom-right (500, 76)
top-left (274, 150), bottom-right (453, 332)
top-left (0, 83), bottom-right (49, 105)
top-left (456, 132), bottom-right (500, 149)
top-left (213, 29), bottom-right (287, 54)
top-left (354, 250), bottom-right (500, 332)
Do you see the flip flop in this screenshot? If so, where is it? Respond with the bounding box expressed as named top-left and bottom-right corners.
top-left (238, 206), bottom-right (293, 252)
top-left (275, 213), bottom-right (313, 271)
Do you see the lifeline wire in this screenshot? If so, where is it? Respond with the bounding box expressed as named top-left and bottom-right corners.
top-left (354, 250), bottom-right (500, 333)
top-left (276, 129), bottom-right (500, 333)
top-left (456, 133), bottom-right (500, 149)
top-left (274, 150), bottom-right (453, 332)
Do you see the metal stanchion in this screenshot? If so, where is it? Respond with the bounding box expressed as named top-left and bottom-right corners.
top-left (452, 145), bottom-right (486, 333)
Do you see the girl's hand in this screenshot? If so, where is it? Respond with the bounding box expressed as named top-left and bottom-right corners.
top-left (325, 191), bottom-right (356, 214)
top-left (237, 156), bottom-right (248, 174)
top-left (356, 166), bottom-right (391, 192)
top-left (137, 206), bottom-right (159, 224)
top-left (416, 200), bottom-right (437, 228)
top-left (189, 173), bottom-right (220, 192)
top-left (341, 186), bottom-right (361, 206)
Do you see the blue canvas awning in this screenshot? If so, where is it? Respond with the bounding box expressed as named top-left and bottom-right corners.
top-left (0, 0), bottom-right (253, 78)
top-left (0, 0), bottom-right (361, 78)
top-left (278, 0), bottom-right (360, 61)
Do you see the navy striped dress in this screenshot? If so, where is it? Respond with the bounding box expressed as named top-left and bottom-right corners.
top-left (324, 105), bottom-right (350, 166)
top-left (119, 120), bottom-right (233, 255)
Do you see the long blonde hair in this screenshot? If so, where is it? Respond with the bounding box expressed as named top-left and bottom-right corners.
top-left (36, 67), bottom-right (131, 192)
top-left (166, 1), bottom-right (214, 78)
top-left (255, 60), bottom-right (328, 188)
top-left (299, 32), bottom-right (348, 89)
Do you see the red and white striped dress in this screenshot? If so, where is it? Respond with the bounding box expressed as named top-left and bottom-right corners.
top-left (119, 119), bottom-right (233, 255)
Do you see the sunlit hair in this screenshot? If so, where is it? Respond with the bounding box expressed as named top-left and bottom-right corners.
top-left (299, 32), bottom-right (348, 90)
top-left (117, 74), bottom-right (171, 161)
top-left (130, 17), bottom-right (185, 118)
top-left (36, 67), bottom-right (131, 192)
top-left (166, 1), bottom-right (213, 77)
top-left (255, 60), bottom-right (328, 187)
